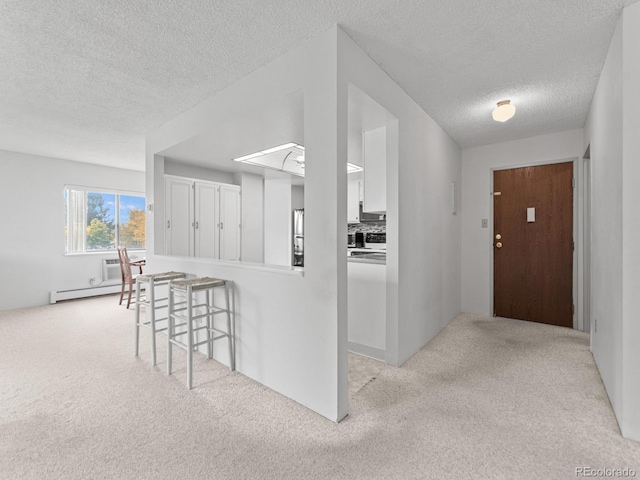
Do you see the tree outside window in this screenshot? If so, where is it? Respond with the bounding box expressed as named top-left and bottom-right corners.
top-left (86, 193), bottom-right (116, 250)
top-left (119, 195), bottom-right (146, 249)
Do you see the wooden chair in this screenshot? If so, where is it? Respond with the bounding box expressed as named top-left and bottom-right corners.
top-left (117, 245), bottom-right (145, 309)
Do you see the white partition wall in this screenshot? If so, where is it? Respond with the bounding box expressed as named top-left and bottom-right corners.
top-left (145, 25), bottom-right (462, 421)
top-left (146, 27), bottom-right (348, 421)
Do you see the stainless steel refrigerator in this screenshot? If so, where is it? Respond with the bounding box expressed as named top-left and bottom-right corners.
top-left (292, 209), bottom-right (304, 267)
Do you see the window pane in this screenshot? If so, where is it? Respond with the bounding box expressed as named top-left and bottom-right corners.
top-left (119, 195), bottom-right (146, 249)
top-left (86, 192), bottom-right (116, 250)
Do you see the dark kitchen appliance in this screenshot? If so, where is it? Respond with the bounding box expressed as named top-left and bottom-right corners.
top-left (347, 233), bottom-right (356, 248)
top-left (292, 209), bottom-right (304, 267)
top-left (355, 232), bottom-right (365, 248)
top-left (365, 232), bottom-right (386, 244)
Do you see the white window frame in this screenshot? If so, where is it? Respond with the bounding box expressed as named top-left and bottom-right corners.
top-left (64, 185), bottom-right (146, 254)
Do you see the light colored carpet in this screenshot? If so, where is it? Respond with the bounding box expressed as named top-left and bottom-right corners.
top-left (348, 352), bottom-right (382, 396)
top-left (1, 298), bottom-right (639, 480)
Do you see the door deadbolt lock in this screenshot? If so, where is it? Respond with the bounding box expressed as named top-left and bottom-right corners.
top-left (495, 234), bottom-right (502, 240)
top-left (496, 242), bottom-right (503, 249)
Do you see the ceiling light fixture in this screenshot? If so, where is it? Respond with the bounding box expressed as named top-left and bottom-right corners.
top-left (232, 142), bottom-right (364, 176)
top-left (232, 142), bottom-right (300, 162)
top-left (492, 100), bottom-right (516, 122)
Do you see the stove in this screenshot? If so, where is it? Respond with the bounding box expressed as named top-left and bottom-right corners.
top-left (365, 232), bottom-right (386, 250)
top-left (348, 232), bottom-right (386, 254)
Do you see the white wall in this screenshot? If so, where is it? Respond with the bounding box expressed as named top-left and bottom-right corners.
top-left (337, 30), bottom-right (462, 367)
top-left (291, 185), bottom-right (304, 210)
top-left (584, 3), bottom-right (640, 441)
top-left (460, 129), bottom-right (583, 317)
top-left (237, 172), bottom-right (264, 263)
top-left (620, 2), bottom-right (640, 442)
top-left (263, 178), bottom-right (292, 266)
top-left (146, 27), bottom-right (348, 422)
top-left (0, 150), bottom-right (145, 310)
top-left (165, 160), bottom-right (236, 185)
top-left (584, 18), bottom-right (624, 426)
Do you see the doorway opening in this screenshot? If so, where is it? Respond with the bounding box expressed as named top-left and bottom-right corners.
top-left (346, 84), bottom-right (397, 398)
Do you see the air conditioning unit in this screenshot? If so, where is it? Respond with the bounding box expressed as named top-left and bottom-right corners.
top-left (102, 258), bottom-right (121, 282)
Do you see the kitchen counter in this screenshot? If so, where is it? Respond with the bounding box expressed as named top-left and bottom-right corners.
top-left (347, 254), bottom-right (386, 265)
top-left (347, 247), bottom-right (386, 265)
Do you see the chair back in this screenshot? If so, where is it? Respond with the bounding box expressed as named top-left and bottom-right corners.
top-left (117, 245), bottom-right (134, 283)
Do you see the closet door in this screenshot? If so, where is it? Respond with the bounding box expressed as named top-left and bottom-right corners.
top-left (194, 182), bottom-right (219, 259)
top-left (219, 185), bottom-right (241, 261)
top-left (165, 177), bottom-right (193, 256)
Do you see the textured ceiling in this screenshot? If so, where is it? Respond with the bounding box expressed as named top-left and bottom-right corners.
top-left (0, 0), bottom-right (637, 171)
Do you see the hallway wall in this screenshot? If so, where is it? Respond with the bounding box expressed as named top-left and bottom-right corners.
top-left (584, 3), bottom-right (640, 441)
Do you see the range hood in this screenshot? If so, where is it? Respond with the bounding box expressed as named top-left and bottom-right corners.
top-left (232, 142), bottom-right (363, 177)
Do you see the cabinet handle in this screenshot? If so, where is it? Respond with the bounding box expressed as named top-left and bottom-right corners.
top-left (167, 220), bottom-right (171, 228)
top-left (195, 221), bottom-right (199, 229)
top-left (220, 222), bottom-right (224, 229)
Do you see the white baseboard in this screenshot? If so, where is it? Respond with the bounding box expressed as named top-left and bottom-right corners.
top-left (50, 284), bottom-right (123, 303)
top-left (348, 341), bottom-right (386, 361)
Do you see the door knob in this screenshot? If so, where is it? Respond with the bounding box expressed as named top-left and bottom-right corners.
top-left (496, 242), bottom-right (503, 249)
top-left (495, 234), bottom-right (501, 240)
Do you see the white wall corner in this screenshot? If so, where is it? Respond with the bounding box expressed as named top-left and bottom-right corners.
top-left (620, 1), bottom-right (640, 442)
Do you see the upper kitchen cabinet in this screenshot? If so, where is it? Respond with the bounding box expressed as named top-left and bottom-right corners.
top-left (194, 181), bottom-right (218, 259)
top-left (219, 183), bottom-right (241, 261)
top-left (165, 176), bottom-right (194, 257)
top-left (362, 126), bottom-right (386, 214)
top-left (165, 175), bottom-right (241, 260)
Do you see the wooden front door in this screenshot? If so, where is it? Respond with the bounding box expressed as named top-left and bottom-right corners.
top-left (493, 162), bottom-right (574, 327)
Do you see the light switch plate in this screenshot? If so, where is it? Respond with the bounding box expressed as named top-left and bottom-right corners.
top-left (482, 219), bottom-right (488, 228)
top-left (527, 207), bottom-right (535, 223)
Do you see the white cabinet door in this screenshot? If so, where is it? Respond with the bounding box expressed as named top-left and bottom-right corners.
top-left (219, 185), bottom-right (241, 261)
top-left (165, 177), bottom-right (194, 257)
top-left (363, 126), bottom-right (386, 214)
top-left (194, 182), bottom-right (219, 259)
top-left (347, 180), bottom-right (361, 224)
top-left (165, 175), bottom-right (242, 260)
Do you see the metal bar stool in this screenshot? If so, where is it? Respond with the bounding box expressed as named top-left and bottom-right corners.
top-left (167, 277), bottom-right (234, 389)
top-left (134, 271), bottom-right (187, 365)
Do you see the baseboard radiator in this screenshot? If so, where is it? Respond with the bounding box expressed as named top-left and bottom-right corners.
top-left (50, 284), bottom-right (122, 304)
top-left (50, 257), bottom-right (124, 304)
